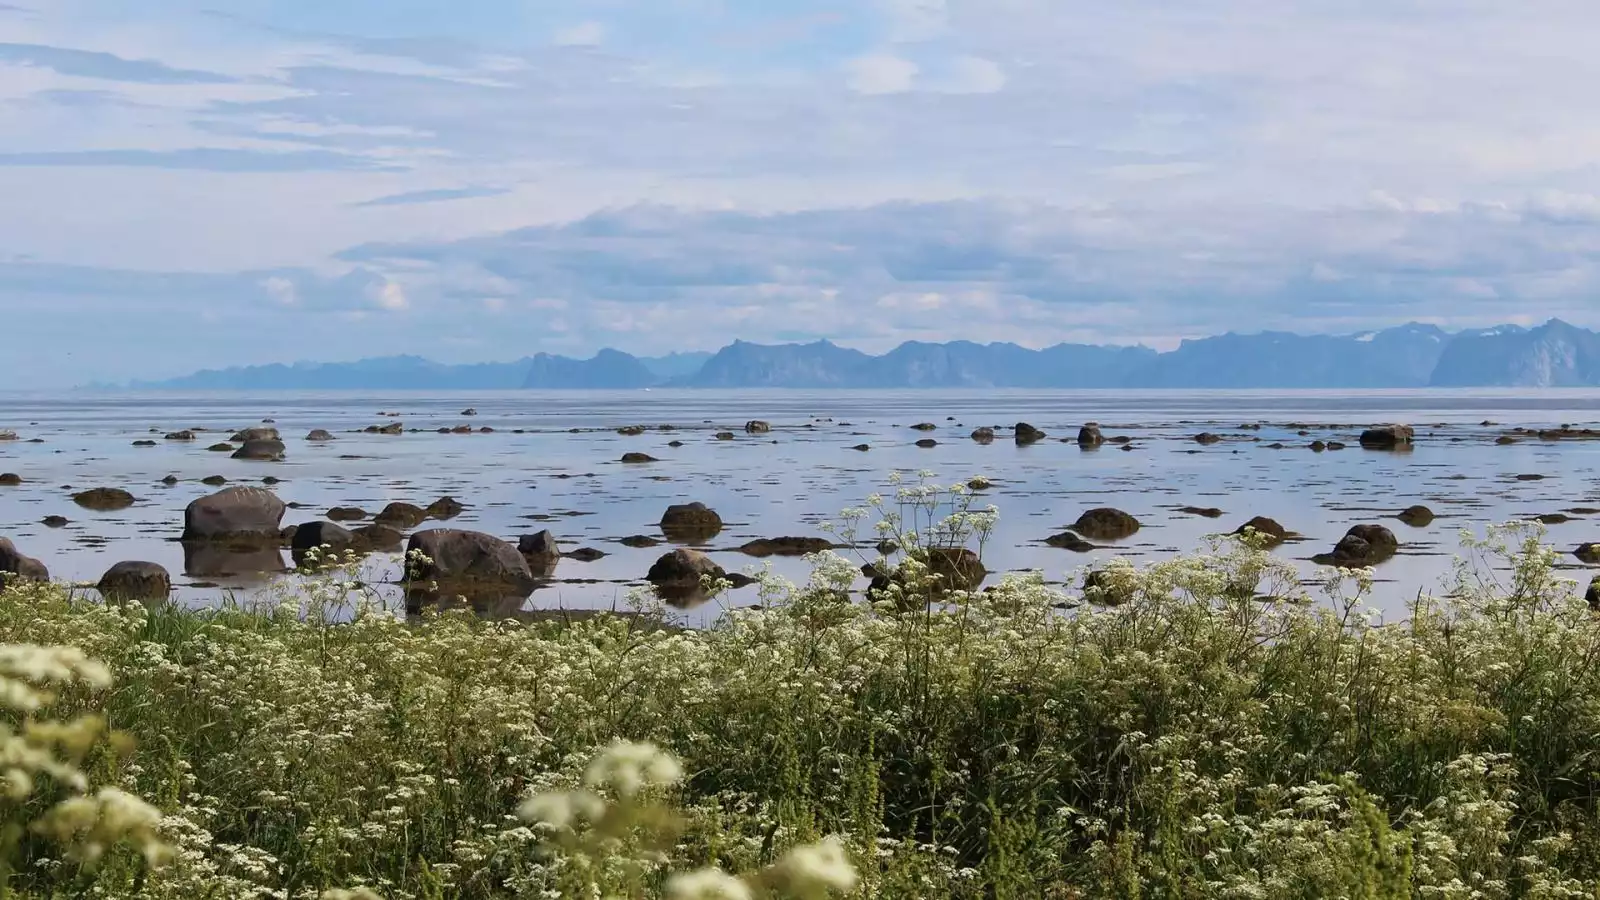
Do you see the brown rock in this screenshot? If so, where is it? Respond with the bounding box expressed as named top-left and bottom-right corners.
top-left (97, 561), bottom-right (171, 601)
top-left (72, 487), bottom-right (135, 511)
top-left (1071, 508), bottom-right (1140, 541)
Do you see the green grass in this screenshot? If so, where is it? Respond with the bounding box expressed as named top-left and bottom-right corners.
top-left (0, 481), bottom-right (1598, 897)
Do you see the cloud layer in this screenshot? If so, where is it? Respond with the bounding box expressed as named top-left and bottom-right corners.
top-left (4, 0), bottom-right (1600, 384)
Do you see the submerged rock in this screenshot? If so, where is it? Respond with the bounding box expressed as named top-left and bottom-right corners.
top-left (72, 487), bottom-right (135, 511)
top-left (1045, 532), bottom-right (1094, 552)
top-left (1179, 506), bottom-right (1225, 518)
top-left (1014, 422), bottom-right (1046, 446)
top-left (1397, 505), bottom-right (1436, 527)
top-left (1071, 508), bottom-right (1141, 541)
top-left (232, 439), bottom-right (286, 461)
top-left (375, 502), bottom-right (428, 529)
top-left (327, 506), bottom-right (367, 522)
top-left (739, 537), bottom-right (834, 557)
top-left (426, 497), bottom-right (465, 520)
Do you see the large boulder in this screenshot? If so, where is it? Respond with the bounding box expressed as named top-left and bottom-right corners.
top-left (375, 502), bottom-right (428, 529)
top-left (1077, 424), bottom-right (1104, 448)
top-left (0, 538), bottom-right (48, 586)
top-left (660, 502), bottom-right (723, 542)
top-left (230, 427), bottom-right (280, 443)
top-left (1315, 524), bottom-right (1400, 567)
top-left (232, 439), bottom-right (286, 461)
top-left (97, 562), bottom-right (170, 601)
top-left (1359, 425), bottom-right (1414, 449)
top-left (739, 537), bottom-right (834, 557)
top-left (72, 487), bottom-right (135, 511)
top-left (1014, 422), bottom-right (1046, 446)
top-left (182, 486), bottom-right (286, 543)
top-left (1071, 508), bottom-right (1141, 541)
top-left (406, 529), bottom-right (536, 598)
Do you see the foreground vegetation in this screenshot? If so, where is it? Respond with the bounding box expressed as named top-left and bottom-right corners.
top-left (2, 479), bottom-right (1600, 897)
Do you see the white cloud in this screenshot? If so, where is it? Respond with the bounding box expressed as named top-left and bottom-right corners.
top-left (844, 54), bottom-right (918, 94)
top-left (368, 279), bottom-right (408, 311)
top-left (552, 21), bottom-right (605, 47)
top-left (939, 56), bottom-right (1006, 94)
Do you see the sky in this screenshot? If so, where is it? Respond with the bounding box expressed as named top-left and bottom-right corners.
top-left (6, 0), bottom-right (1600, 385)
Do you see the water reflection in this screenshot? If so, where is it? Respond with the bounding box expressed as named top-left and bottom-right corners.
top-left (182, 542), bottom-right (286, 580)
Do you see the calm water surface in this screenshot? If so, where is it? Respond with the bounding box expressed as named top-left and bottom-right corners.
top-left (4, 389), bottom-right (1600, 623)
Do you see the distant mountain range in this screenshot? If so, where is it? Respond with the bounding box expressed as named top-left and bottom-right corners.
top-left (111, 320), bottom-right (1600, 389)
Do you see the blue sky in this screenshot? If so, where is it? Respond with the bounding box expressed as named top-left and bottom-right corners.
top-left (5, 0), bottom-right (1600, 384)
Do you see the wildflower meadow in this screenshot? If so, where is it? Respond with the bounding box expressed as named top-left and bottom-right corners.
top-left (0, 477), bottom-right (1599, 897)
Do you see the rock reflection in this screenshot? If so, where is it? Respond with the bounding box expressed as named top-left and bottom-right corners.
top-left (182, 542), bottom-right (286, 580)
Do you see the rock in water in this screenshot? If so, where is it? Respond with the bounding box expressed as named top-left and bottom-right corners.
top-left (375, 502), bottom-right (428, 529)
top-left (406, 529), bottom-right (536, 597)
top-left (1233, 516), bottom-right (1289, 543)
top-left (72, 487), bottom-right (136, 511)
top-left (1193, 432), bottom-right (1222, 445)
top-left (232, 439), bottom-right (286, 461)
top-left (744, 420), bottom-right (771, 434)
top-left (1359, 425), bottom-right (1414, 449)
top-left (970, 427), bottom-right (995, 443)
top-left (910, 422), bottom-right (936, 431)
top-left (1315, 524), bottom-right (1400, 567)
top-left (182, 487), bottom-right (286, 543)
top-left (518, 530), bottom-right (560, 561)
top-left (738, 537), bottom-right (834, 557)
top-left (660, 502), bottom-right (723, 541)
top-left (1071, 508), bottom-right (1141, 541)
top-left (620, 452), bottom-right (658, 463)
top-left (0, 473), bottom-right (19, 486)
top-left (327, 506), bottom-right (367, 522)
top-left (647, 548), bottom-right (726, 586)
top-left (1077, 424), bottom-right (1104, 448)
top-left (0, 538), bottom-right (48, 586)
top-left (290, 521), bottom-right (356, 554)
top-left (1398, 505), bottom-right (1435, 527)
top-left (97, 561), bottom-right (170, 601)
top-left (1577, 543), bottom-right (1600, 565)
top-left (1045, 532), bottom-right (1094, 552)
top-left (230, 427), bottom-right (280, 443)
top-left (426, 497), bottom-right (465, 519)
top-left (305, 429), bottom-right (335, 442)
top-left (1587, 576), bottom-right (1600, 610)
top-left (1014, 422), bottom-right (1046, 446)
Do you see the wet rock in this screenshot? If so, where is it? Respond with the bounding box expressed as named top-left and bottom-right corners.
top-left (1515, 473), bottom-right (1545, 482)
top-left (461, 408), bottom-right (477, 416)
top-left (620, 534), bottom-right (661, 548)
top-left (647, 548), bottom-right (726, 588)
top-left (910, 422), bottom-right (936, 431)
top-left (668, 440), bottom-right (685, 448)
top-left (849, 444), bottom-right (870, 452)
top-left (0, 473), bottom-right (19, 486)
top-left (915, 438), bottom-right (938, 448)
top-left (739, 537), bottom-right (834, 557)
top-left (0, 538), bottom-right (48, 586)
top-left (1045, 532), bottom-right (1094, 552)
top-left (290, 521), bottom-right (355, 555)
top-left (970, 427), bottom-right (996, 443)
top-left (160, 475), bottom-right (179, 485)
top-left (1533, 513), bottom-right (1573, 525)
top-left (164, 430), bottom-right (195, 441)
top-left (967, 476), bottom-right (992, 491)
top-left (426, 497), bottom-right (464, 520)
top-left (1077, 423), bottom-right (1104, 448)
top-left (1179, 506), bottom-right (1224, 518)
top-left (97, 561), bottom-right (171, 601)
top-left (1397, 505), bottom-right (1436, 527)
top-left (1014, 422), bottom-right (1046, 446)
top-left (0, 432), bottom-right (14, 441)
top-left (745, 420), bottom-right (771, 434)
top-left (1326, 441), bottom-right (1348, 451)
top-left (72, 487), bottom-right (135, 511)
top-left (1233, 516), bottom-right (1289, 544)
top-left (518, 530), bottom-right (560, 561)
top-left (1495, 435), bottom-right (1518, 446)
top-left (232, 439), bottom-right (286, 461)
top-left (278, 525), bottom-right (298, 547)
top-left (1359, 425), bottom-right (1414, 449)
top-left (406, 529), bottom-right (537, 597)
top-left (450, 425), bottom-right (472, 434)
top-left (565, 547), bottom-right (606, 562)
top-left (1071, 508), bottom-right (1141, 541)
top-left (182, 486), bottom-right (286, 543)
top-left (201, 475), bottom-right (227, 486)
top-left (621, 452), bottom-right (659, 463)
top-left (41, 516), bottom-right (68, 528)
top-left (351, 524), bottom-right (404, 552)
top-left (1577, 543), bottom-right (1600, 565)
top-left (1314, 524), bottom-right (1400, 568)
top-left (305, 429), bottom-right (335, 442)
top-left (1310, 441), bottom-right (1327, 452)
top-left (715, 431), bottom-right (735, 441)
top-left (375, 502), bottom-right (428, 529)
top-left (618, 425), bottom-right (646, 436)
top-left (230, 427), bottom-right (280, 443)
top-left (1588, 576), bottom-right (1600, 610)
top-left (1193, 432), bottom-right (1222, 445)
top-left (660, 502), bottom-right (723, 542)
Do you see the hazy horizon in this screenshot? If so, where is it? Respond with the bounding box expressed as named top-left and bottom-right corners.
top-left (7, 2), bottom-right (1600, 386)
